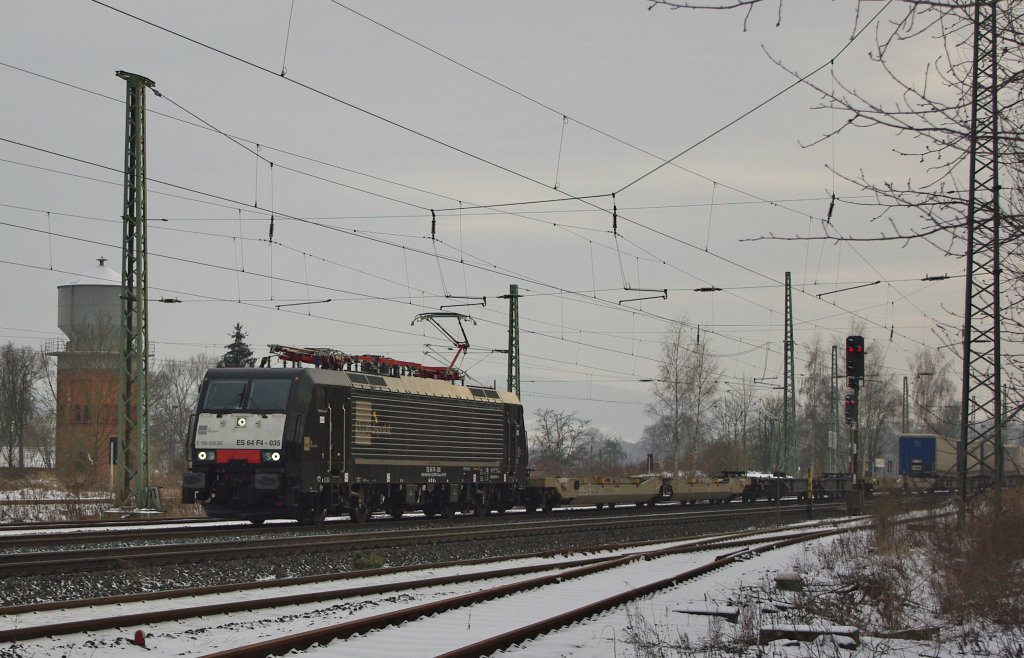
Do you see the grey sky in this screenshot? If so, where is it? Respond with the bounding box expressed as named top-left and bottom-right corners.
top-left (1, 1), bottom-right (963, 440)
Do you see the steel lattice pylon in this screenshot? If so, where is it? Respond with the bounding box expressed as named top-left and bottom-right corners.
top-left (959, 0), bottom-right (1002, 507)
top-left (782, 271), bottom-right (795, 474)
top-left (831, 345), bottom-right (839, 473)
top-left (505, 284), bottom-right (521, 398)
top-left (116, 71), bottom-right (155, 509)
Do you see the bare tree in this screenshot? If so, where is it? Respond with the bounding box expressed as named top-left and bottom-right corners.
top-left (578, 428), bottom-right (630, 475)
top-left (149, 355), bottom-right (212, 477)
top-left (650, 1), bottom-right (1024, 417)
top-left (909, 346), bottom-right (961, 436)
top-left (859, 338), bottom-right (903, 477)
top-left (752, 394), bottom-right (786, 472)
top-left (529, 408), bottom-right (592, 474)
top-left (645, 323), bottom-right (722, 474)
top-left (0, 343), bottom-right (45, 468)
top-left (798, 336), bottom-right (834, 474)
top-left (712, 376), bottom-right (758, 469)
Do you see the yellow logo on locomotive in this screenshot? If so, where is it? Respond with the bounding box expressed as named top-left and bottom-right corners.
top-left (353, 400), bottom-right (392, 444)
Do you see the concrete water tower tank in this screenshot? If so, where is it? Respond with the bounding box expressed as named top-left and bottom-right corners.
top-left (57, 257), bottom-right (121, 351)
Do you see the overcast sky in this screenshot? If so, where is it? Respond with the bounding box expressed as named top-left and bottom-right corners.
top-left (0, 1), bottom-right (965, 440)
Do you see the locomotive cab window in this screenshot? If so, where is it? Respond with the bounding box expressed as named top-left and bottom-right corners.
top-left (247, 380), bottom-right (291, 411)
top-left (315, 386), bottom-right (327, 412)
top-left (202, 380), bottom-right (247, 411)
top-left (201, 379), bottom-right (292, 412)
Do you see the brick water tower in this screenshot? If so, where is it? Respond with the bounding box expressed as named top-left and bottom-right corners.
top-left (47, 257), bottom-right (121, 488)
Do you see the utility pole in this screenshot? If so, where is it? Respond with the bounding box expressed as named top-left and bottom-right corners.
top-left (116, 71), bottom-right (155, 510)
top-left (781, 272), bottom-right (795, 475)
top-left (500, 284), bottom-right (521, 398)
top-left (959, 0), bottom-right (1002, 515)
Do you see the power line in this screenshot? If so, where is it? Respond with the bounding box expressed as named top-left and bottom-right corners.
top-left (614, 0), bottom-right (894, 195)
top-left (2, 58), bottom-right (942, 353)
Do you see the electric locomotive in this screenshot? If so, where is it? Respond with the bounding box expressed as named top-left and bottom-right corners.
top-left (181, 358), bottom-right (529, 524)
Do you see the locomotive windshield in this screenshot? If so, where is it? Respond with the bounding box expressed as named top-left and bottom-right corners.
top-left (201, 379), bottom-right (292, 412)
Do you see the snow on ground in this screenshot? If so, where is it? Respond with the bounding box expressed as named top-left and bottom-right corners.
top-left (304, 541), bottom-right (815, 657)
top-left (0, 530), bottom-right (809, 657)
top-left (5, 514), bottom-right (1015, 657)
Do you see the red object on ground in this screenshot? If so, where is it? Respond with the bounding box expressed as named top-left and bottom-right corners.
top-left (132, 629), bottom-right (146, 647)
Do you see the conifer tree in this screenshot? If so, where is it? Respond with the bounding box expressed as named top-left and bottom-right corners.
top-left (217, 323), bottom-right (256, 368)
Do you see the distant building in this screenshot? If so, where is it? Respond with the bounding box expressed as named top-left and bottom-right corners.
top-left (46, 258), bottom-right (120, 488)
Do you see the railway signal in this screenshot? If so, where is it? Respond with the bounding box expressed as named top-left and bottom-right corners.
top-left (844, 394), bottom-right (858, 425)
top-left (846, 335), bottom-right (864, 387)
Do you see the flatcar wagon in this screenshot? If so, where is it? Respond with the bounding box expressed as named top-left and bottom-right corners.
top-left (181, 365), bottom-right (529, 524)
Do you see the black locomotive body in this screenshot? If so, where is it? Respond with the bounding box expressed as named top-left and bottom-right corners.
top-left (181, 367), bottom-right (529, 524)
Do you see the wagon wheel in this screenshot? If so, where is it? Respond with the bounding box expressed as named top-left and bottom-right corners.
top-left (310, 507), bottom-right (327, 526)
top-left (388, 505), bottom-right (404, 520)
top-left (473, 501), bottom-right (490, 518)
top-left (441, 504), bottom-right (457, 521)
top-left (249, 517), bottom-right (266, 526)
top-left (596, 503), bottom-right (604, 510)
top-left (422, 506), bottom-right (437, 519)
top-left (350, 505), bottom-right (371, 524)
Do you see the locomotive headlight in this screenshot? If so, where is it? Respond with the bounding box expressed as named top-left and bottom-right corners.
top-left (197, 450), bottom-right (214, 461)
top-left (262, 450), bottom-right (281, 463)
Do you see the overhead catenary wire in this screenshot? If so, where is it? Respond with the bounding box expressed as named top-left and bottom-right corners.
top-left (3, 2), bottom-right (948, 389)
top-left (614, 0), bottom-right (893, 196)
top-left (85, 0), bottom-right (920, 339)
top-left (0, 132), bottom-right (943, 361)
top-left (0, 59), bottom-right (933, 339)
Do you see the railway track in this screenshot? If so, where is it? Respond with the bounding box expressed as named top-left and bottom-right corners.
top-left (0, 496), bottom-right (835, 548)
top-left (0, 515), bottom-right (215, 533)
top-left (0, 497), bottom-right (113, 507)
top-left (0, 520), bottom-right (859, 656)
top-left (0, 502), bottom-right (845, 578)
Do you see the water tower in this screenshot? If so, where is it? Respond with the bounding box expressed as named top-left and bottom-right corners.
top-left (49, 257), bottom-right (121, 486)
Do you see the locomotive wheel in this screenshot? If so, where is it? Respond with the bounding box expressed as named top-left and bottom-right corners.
top-left (249, 517), bottom-right (266, 526)
top-left (635, 501), bottom-right (644, 509)
top-left (596, 503), bottom-right (604, 510)
top-left (310, 508), bottom-right (327, 526)
top-left (647, 498), bottom-right (657, 509)
top-left (350, 506), bottom-right (371, 524)
top-left (607, 503), bottom-right (616, 510)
